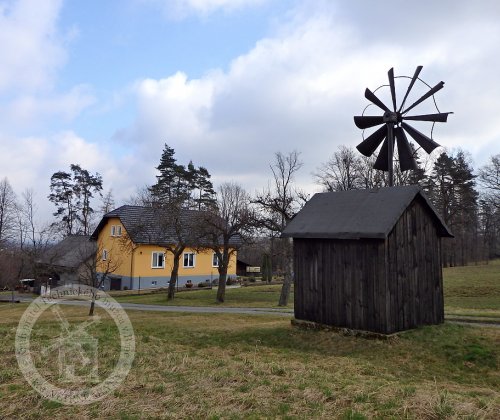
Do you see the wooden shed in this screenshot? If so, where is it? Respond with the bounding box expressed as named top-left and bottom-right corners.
top-left (282, 186), bottom-right (453, 335)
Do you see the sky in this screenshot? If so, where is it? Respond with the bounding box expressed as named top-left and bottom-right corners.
top-left (1, 0), bottom-right (500, 222)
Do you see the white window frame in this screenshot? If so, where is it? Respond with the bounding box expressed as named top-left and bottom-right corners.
top-left (111, 225), bottom-right (122, 237)
top-left (152, 252), bottom-right (165, 269)
top-left (102, 249), bottom-right (108, 261)
top-left (212, 252), bottom-right (219, 267)
top-left (183, 252), bottom-right (196, 268)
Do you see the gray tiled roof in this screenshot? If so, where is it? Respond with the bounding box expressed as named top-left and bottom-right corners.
top-left (39, 235), bottom-right (96, 268)
top-left (92, 205), bottom-right (240, 246)
top-left (282, 186), bottom-right (453, 239)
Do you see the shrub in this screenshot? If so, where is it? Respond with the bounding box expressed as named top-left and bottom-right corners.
top-left (198, 282), bottom-right (207, 288)
top-left (123, 286), bottom-right (129, 291)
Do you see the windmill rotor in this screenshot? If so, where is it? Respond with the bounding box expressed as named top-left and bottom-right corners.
top-left (353, 66), bottom-right (452, 186)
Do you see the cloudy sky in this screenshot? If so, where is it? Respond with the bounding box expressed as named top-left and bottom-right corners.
top-left (1, 0), bottom-right (499, 221)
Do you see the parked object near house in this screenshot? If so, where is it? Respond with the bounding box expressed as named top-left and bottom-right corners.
top-left (91, 205), bottom-right (238, 291)
top-left (282, 186), bottom-right (453, 335)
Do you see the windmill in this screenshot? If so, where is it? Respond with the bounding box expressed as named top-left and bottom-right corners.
top-left (353, 66), bottom-right (452, 186)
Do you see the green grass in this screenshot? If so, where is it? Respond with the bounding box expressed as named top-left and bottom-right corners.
top-left (114, 284), bottom-right (294, 308)
top-left (443, 259), bottom-right (500, 317)
top-left (0, 304), bottom-right (498, 419)
top-left (113, 261), bottom-right (499, 319)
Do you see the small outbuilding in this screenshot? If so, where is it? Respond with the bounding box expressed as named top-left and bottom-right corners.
top-left (282, 186), bottom-right (453, 335)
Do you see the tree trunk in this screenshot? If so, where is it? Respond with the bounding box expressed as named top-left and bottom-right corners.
top-left (216, 268), bottom-right (228, 303)
top-left (168, 257), bottom-right (180, 300)
top-left (89, 296), bottom-right (96, 316)
top-left (278, 239), bottom-right (293, 306)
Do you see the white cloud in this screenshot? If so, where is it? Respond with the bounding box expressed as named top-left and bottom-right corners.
top-left (0, 0), bottom-right (65, 93)
top-left (115, 1), bottom-right (500, 198)
top-left (5, 85), bottom-right (95, 127)
top-left (144, 0), bottom-right (267, 19)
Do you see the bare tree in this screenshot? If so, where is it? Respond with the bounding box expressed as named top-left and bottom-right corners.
top-left (0, 177), bottom-right (17, 246)
top-left (203, 182), bottom-right (254, 303)
top-left (314, 146), bottom-right (362, 191)
top-left (253, 151), bottom-right (305, 306)
top-left (79, 239), bottom-right (122, 316)
top-left (0, 248), bottom-right (22, 302)
top-left (100, 189), bottom-right (116, 216)
top-left (125, 185), bottom-right (155, 207)
top-left (479, 154), bottom-right (500, 205)
top-left (315, 144), bottom-right (429, 191)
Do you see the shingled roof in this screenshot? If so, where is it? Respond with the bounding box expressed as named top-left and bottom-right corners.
top-left (38, 235), bottom-right (96, 269)
top-left (282, 186), bottom-right (453, 240)
top-left (91, 205), bottom-right (241, 246)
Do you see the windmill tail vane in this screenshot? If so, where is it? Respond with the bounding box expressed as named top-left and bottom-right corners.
top-left (353, 66), bottom-right (452, 186)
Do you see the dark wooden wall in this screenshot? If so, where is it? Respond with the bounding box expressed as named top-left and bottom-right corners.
top-left (386, 196), bottom-right (444, 333)
top-left (293, 197), bottom-right (444, 334)
top-left (294, 238), bottom-right (387, 332)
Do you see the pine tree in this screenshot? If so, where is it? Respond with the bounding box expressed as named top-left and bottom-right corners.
top-left (48, 165), bottom-right (103, 236)
top-left (150, 144), bottom-right (189, 205)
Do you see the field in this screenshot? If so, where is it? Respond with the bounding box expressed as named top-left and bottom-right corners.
top-left (112, 260), bottom-right (500, 317)
top-left (443, 260), bottom-right (500, 318)
top-left (112, 284), bottom-right (291, 308)
top-left (0, 261), bottom-right (498, 419)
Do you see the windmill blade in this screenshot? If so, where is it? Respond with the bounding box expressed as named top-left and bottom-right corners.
top-left (354, 115), bottom-right (384, 129)
top-left (403, 112), bottom-right (452, 123)
top-left (395, 127), bottom-right (418, 171)
top-left (373, 137), bottom-right (394, 171)
top-left (398, 65), bottom-right (423, 112)
top-left (365, 88), bottom-right (390, 112)
top-left (402, 81), bottom-right (445, 114)
top-left (356, 125), bottom-right (387, 157)
top-left (388, 68), bottom-right (397, 112)
top-left (401, 122), bottom-right (440, 154)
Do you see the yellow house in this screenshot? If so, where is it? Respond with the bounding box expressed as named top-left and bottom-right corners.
top-left (91, 205), bottom-right (238, 291)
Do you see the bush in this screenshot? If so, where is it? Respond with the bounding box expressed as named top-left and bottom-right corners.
top-left (123, 286), bottom-right (129, 291)
top-left (226, 277), bottom-right (234, 286)
top-left (198, 282), bottom-right (207, 288)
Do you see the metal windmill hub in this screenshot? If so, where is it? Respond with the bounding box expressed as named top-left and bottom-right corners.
top-left (383, 111), bottom-right (399, 124)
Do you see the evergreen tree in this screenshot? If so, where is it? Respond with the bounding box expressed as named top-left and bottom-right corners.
top-left (49, 171), bottom-right (77, 235)
top-left (48, 165), bottom-right (103, 236)
top-left (424, 150), bottom-right (478, 266)
top-left (71, 164), bottom-right (103, 235)
top-left (148, 143), bottom-right (216, 300)
top-left (149, 144), bottom-right (189, 205)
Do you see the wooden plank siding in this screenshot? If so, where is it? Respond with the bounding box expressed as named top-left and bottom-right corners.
top-left (293, 196), bottom-right (444, 335)
top-left (386, 197), bottom-right (444, 333)
top-left (294, 238), bottom-right (386, 333)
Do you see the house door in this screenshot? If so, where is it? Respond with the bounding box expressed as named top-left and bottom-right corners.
top-left (110, 277), bottom-right (122, 291)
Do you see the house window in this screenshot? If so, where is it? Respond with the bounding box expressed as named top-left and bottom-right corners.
top-left (152, 252), bottom-right (165, 269)
top-left (212, 252), bottom-right (219, 267)
top-left (111, 225), bottom-right (122, 237)
top-left (102, 249), bottom-right (108, 261)
top-left (183, 252), bottom-right (195, 268)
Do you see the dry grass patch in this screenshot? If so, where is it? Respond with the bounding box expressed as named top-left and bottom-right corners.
top-left (0, 304), bottom-right (499, 419)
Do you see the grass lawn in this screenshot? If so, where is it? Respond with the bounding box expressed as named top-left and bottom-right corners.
top-left (0, 303), bottom-right (499, 419)
top-left (113, 260), bottom-right (500, 318)
top-left (443, 259), bottom-right (500, 318)
top-left (113, 284), bottom-right (294, 308)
